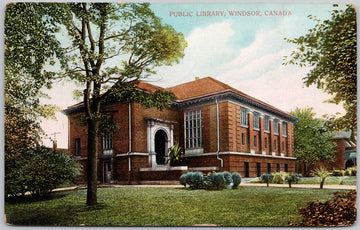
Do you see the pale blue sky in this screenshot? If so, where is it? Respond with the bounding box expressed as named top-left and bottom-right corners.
top-left (30, 2), bottom-right (353, 148)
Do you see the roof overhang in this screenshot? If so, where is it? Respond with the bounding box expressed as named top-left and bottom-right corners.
top-left (176, 89), bottom-right (298, 123)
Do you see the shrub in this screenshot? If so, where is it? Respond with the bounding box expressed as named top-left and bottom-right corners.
top-left (167, 144), bottom-right (184, 166)
top-left (179, 173), bottom-right (187, 187)
top-left (312, 167), bottom-right (331, 189)
top-left (185, 172), bottom-right (204, 189)
top-left (231, 172), bottom-right (242, 188)
top-left (5, 146), bottom-right (81, 197)
top-left (205, 173), bottom-right (226, 190)
top-left (345, 166), bottom-right (356, 176)
top-left (260, 174), bottom-right (273, 187)
top-left (331, 169), bottom-right (342, 177)
top-left (285, 173), bottom-right (300, 188)
top-left (298, 190), bottom-right (357, 226)
top-left (221, 172), bottom-right (234, 187)
top-left (272, 171), bottom-right (289, 184)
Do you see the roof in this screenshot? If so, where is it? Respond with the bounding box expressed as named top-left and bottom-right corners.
top-left (64, 77), bottom-right (297, 122)
top-left (168, 77), bottom-right (297, 121)
top-left (137, 81), bottom-right (165, 93)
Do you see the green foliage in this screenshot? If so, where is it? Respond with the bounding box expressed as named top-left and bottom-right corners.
top-left (345, 166), bottom-right (357, 176)
top-left (167, 144), bottom-right (184, 166)
top-left (222, 172), bottom-right (234, 187)
top-left (5, 146), bottom-right (82, 198)
top-left (179, 174), bottom-right (187, 187)
top-left (231, 172), bottom-right (242, 189)
top-left (205, 173), bottom-right (226, 190)
top-left (5, 3), bottom-right (64, 156)
top-left (298, 190), bottom-right (356, 226)
top-left (290, 107), bottom-right (336, 176)
top-left (260, 174), bottom-right (274, 187)
top-left (183, 172), bottom-right (204, 189)
top-left (179, 171), bottom-right (240, 190)
top-left (285, 173), bottom-right (301, 188)
top-left (284, 5), bottom-right (357, 133)
top-left (272, 171), bottom-right (289, 184)
top-left (312, 167), bottom-right (331, 189)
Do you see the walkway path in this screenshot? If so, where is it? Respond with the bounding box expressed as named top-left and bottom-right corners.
top-left (53, 182), bottom-right (356, 192)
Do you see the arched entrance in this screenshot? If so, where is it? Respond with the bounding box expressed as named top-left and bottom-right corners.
top-left (155, 130), bottom-right (167, 165)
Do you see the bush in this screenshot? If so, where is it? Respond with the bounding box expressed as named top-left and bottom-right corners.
top-left (285, 173), bottom-right (300, 188)
top-left (205, 172), bottom-right (226, 190)
top-left (231, 172), bottom-right (242, 188)
top-left (184, 172), bottom-right (204, 189)
top-left (179, 171), bottom-right (241, 190)
top-left (179, 173), bottom-right (187, 187)
top-left (272, 171), bottom-right (289, 184)
top-left (260, 174), bottom-right (273, 187)
top-left (5, 146), bottom-right (81, 197)
top-left (345, 166), bottom-right (356, 176)
top-left (221, 172), bottom-right (234, 187)
top-left (298, 190), bottom-right (356, 226)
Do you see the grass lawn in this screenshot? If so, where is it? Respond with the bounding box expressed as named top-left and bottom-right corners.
top-left (5, 186), bottom-right (345, 226)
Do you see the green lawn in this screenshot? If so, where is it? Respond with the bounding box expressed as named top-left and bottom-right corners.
top-left (5, 186), bottom-right (345, 226)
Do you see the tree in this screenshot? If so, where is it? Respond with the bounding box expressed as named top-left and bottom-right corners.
top-left (312, 167), bottom-right (331, 189)
top-left (60, 3), bottom-right (186, 205)
top-left (5, 3), bottom-right (64, 155)
top-left (5, 146), bottom-right (81, 198)
top-left (6, 2), bottom-right (186, 206)
top-left (284, 4), bottom-right (356, 138)
top-left (290, 107), bottom-right (336, 176)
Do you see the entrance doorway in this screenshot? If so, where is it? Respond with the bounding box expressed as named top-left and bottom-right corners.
top-left (155, 130), bottom-right (167, 165)
top-left (103, 161), bottom-right (112, 183)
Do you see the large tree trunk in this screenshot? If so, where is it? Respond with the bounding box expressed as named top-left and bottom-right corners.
top-left (86, 118), bottom-right (98, 206)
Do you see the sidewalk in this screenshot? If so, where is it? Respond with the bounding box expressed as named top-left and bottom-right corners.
top-left (53, 182), bottom-right (356, 192)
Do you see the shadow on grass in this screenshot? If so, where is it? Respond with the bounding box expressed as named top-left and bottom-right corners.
top-left (5, 192), bottom-right (71, 204)
top-left (7, 202), bottom-right (107, 226)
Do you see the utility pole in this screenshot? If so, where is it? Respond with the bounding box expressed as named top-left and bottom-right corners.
top-left (50, 132), bottom-right (61, 150)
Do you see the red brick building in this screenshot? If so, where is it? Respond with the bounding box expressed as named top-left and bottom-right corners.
top-left (65, 77), bottom-right (298, 184)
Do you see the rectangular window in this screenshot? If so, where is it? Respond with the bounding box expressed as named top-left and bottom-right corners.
top-left (273, 119), bottom-right (279, 135)
top-left (103, 134), bottom-right (113, 150)
top-left (75, 138), bottom-right (81, 156)
top-left (282, 141), bottom-right (285, 151)
top-left (256, 163), bottom-right (261, 177)
top-left (241, 133), bottom-right (246, 145)
top-left (267, 163), bottom-right (271, 174)
top-left (282, 122), bottom-right (287, 137)
top-left (103, 134), bottom-right (113, 155)
top-left (264, 137), bottom-right (268, 148)
top-left (241, 108), bottom-right (248, 127)
top-left (185, 110), bottom-right (203, 149)
top-left (253, 112), bottom-right (260, 130)
top-left (285, 164), bottom-right (288, 172)
top-left (274, 139), bottom-right (277, 150)
top-left (244, 162), bottom-right (249, 177)
top-left (254, 135), bottom-right (257, 147)
top-left (277, 163), bottom-right (280, 172)
top-left (264, 116), bottom-right (270, 132)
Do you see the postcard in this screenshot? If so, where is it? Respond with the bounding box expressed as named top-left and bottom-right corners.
top-left (4, 1), bottom-right (357, 227)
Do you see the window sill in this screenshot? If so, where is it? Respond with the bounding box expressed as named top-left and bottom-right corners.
top-left (185, 148), bottom-right (204, 155)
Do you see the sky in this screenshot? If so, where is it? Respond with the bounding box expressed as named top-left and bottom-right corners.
top-left (38, 2), bottom-right (352, 148)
